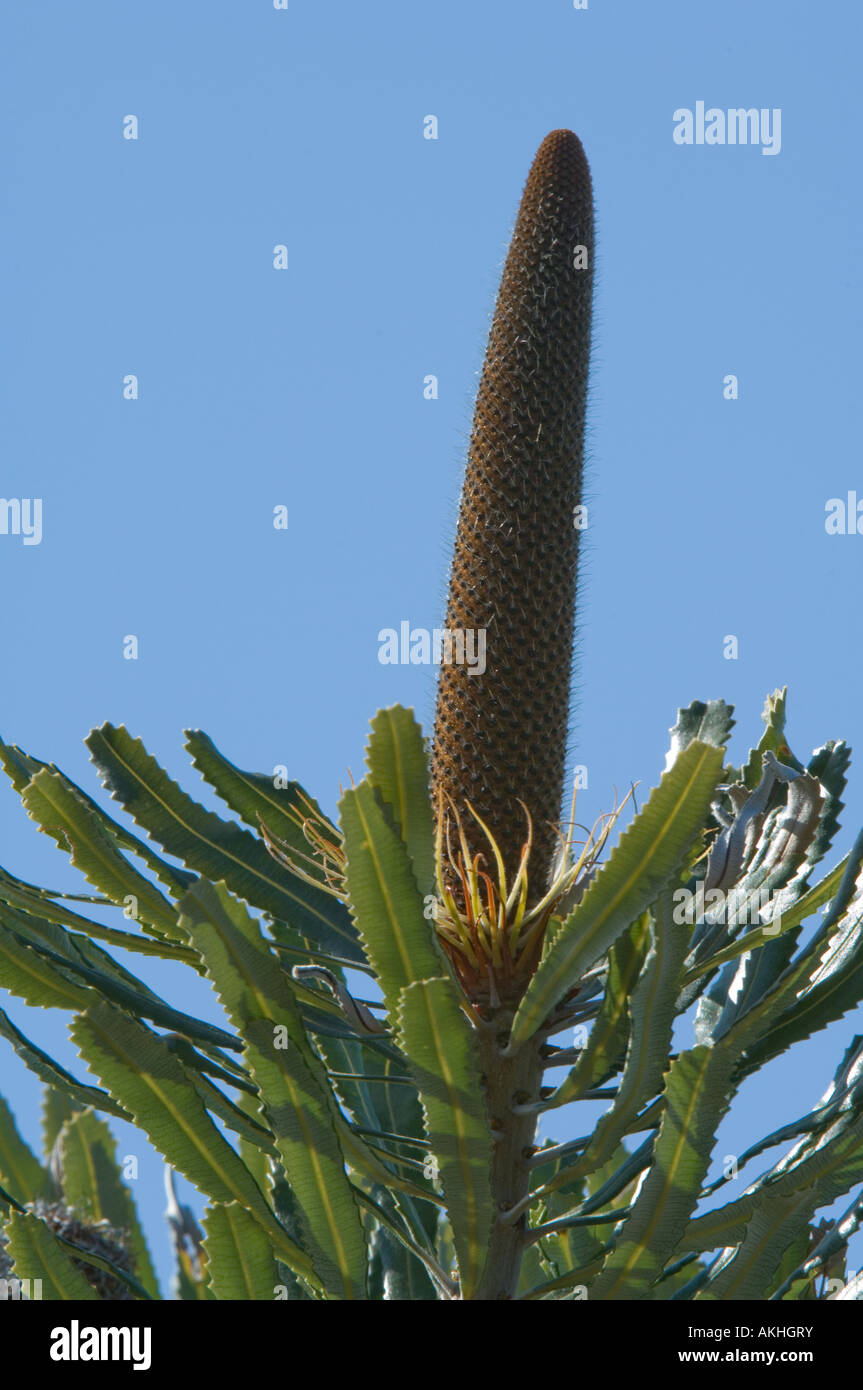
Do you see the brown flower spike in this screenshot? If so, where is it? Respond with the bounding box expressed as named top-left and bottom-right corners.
top-left (430, 131), bottom-right (595, 944)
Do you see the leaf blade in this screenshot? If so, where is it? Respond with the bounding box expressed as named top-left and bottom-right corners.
top-left (0, 1093), bottom-right (49, 1203)
top-left (511, 742), bottom-right (724, 1046)
top-left (339, 781), bottom-right (445, 1021)
top-left (86, 723), bottom-right (364, 963)
top-left (59, 1108), bottom-right (159, 1297)
top-left (4, 1210), bottom-right (99, 1300)
top-left (179, 880), bottom-right (369, 1300)
top-left (397, 978), bottom-right (494, 1299)
top-left (365, 706), bottom-right (435, 897)
top-left (203, 1202), bottom-right (279, 1301)
top-left (69, 1000), bottom-right (318, 1288)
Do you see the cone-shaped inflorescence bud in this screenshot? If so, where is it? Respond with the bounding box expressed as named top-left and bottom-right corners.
top-left (431, 130), bottom-right (594, 938)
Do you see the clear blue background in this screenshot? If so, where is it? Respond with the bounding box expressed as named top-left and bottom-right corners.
top-left (2, 0), bottom-right (862, 1297)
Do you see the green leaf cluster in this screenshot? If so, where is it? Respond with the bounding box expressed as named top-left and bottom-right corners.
top-left (0, 694), bottom-right (861, 1300)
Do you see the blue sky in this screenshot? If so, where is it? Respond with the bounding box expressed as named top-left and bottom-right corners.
top-left (2, 0), bottom-right (862, 1296)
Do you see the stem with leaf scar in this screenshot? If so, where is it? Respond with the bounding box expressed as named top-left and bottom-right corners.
top-left (472, 1012), bottom-right (547, 1300)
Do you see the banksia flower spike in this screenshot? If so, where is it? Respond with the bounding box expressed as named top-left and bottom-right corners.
top-left (430, 129), bottom-right (595, 1000)
top-left (3, 120), bottom-right (863, 1310)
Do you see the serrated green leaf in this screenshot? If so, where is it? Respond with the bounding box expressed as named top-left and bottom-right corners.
top-left (177, 879), bottom-right (300, 1025)
top-left (0, 1093), bottom-right (49, 1202)
top-left (183, 1068), bottom-right (277, 1156)
top-left (728, 833), bottom-right (863, 1071)
top-left (185, 730), bottom-right (325, 842)
top-left (21, 770), bottom-right (181, 938)
top-left (0, 897), bottom-right (191, 1010)
top-left (4, 1210), bottom-right (98, 1300)
top-left (570, 890), bottom-right (693, 1186)
top-left (184, 730), bottom-right (364, 963)
top-left (243, 1022), bottom-right (368, 1300)
top-left (0, 737), bottom-right (196, 900)
top-left (178, 879), bottom-right (368, 1299)
top-left (365, 706), bottom-right (435, 897)
top-left (699, 1191), bottom-right (812, 1302)
top-left (0, 1008), bottom-right (129, 1122)
top-left (742, 912), bottom-right (863, 1075)
top-left (806, 741), bottom-right (851, 868)
top-left (0, 866), bottom-right (143, 936)
top-left (69, 1000), bottom-right (319, 1288)
top-left (339, 780), bottom-right (447, 1020)
top-left (685, 1105), bottom-right (863, 1270)
top-left (511, 742), bottom-right (724, 1046)
top-left (666, 699), bottom-right (735, 761)
top-left (699, 1120), bottom-right (863, 1302)
top-left (0, 875), bottom-right (202, 968)
top-left (59, 1108), bottom-right (159, 1297)
top-left (0, 737), bottom-right (52, 792)
top-left (589, 1043), bottom-right (740, 1299)
top-left (397, 978), bottom-right (493, 1299)
top-left (0, 864), bottom-right (203, 973)
top-left (86, 723), bottom-right (365, 964)
top-left (2, 918), bottom-right (240, 1053)
top-left (0, 918), bottom-right (93, 1011)
top-left (41, 1087), bottom-right (83, 1160)
top-left (237, 1089), bottom-right (274, 1196)
top-left (203, 1201), bottom-right (279, 1300)
top-left (739, 688), bottom-right (803, 787)
top-left (544, 914), bottom-right (651, 1110)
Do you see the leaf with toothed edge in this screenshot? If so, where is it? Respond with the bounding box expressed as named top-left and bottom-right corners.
top-left (20, 770), bottom-right (181, 938)
top-left (0, 1093), bottom-right (50, 1204)
top-left (59, 1108), bottom-right (160, 1298)
top-left (365, 706), bottom-right (436, 899)
top-left (0, 1008), bottom-right (129, 1121)
top-left (338, 779), bottom-right (448, 1022)
top-left (588, 1042), bottom-right (741, 1300)
top-left (567, 889), bottom-right (693, 1188)
top-left (4, 1210), bottom-right (99, 1300)
top-left (203, 1202), bottom-right (280, 1300)
top-left (178, 879), bottom-right (369, 1300)
top-left (510, 741), bottom-right (724, 1048)
top-left (183, 728), bottom-right (363, 957)
top-left (664, 699), bottom-right (736, 771)
top-left (68, 1000), bottom-right (319, 1289)
top-left (542, 912), bottom-right (651, 1111)
top-left (397, 978), bottom-right (494, 1300)
top-left (0, 736), bottom-right (195, 900)
top-left (85, 723), bottom-right (366, 964)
